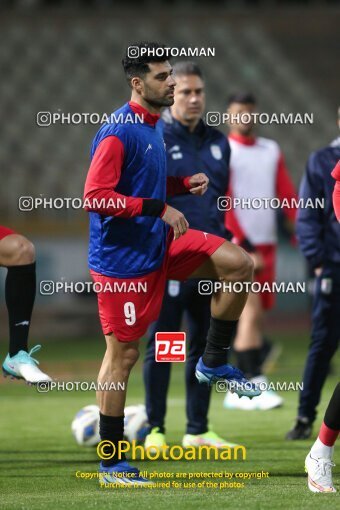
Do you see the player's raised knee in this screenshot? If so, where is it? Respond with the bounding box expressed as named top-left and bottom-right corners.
top-left (218, 244), bottom-right (254, 282)
top-left (239, 249), bottom-right (254, 281)
top-left (14, 236), bottom-right (35, 265)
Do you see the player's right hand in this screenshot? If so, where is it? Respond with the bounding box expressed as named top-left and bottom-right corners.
top-left (161, 205), bottom-right (189, 240)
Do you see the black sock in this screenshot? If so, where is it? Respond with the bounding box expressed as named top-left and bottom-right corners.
top-left (99, 413), bottom-right (126, 467)
top-left (202, 318), bottom-right (237, 368)
top-left (6, 263), bottom-right (36, 357)
top-left (236, 348), bottom-right (262, 378)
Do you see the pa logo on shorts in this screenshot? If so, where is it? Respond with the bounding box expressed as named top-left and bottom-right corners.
top-left (155, 332), bottom-right (186, 362)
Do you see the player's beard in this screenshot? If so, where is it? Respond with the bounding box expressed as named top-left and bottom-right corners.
top-left (143, 85), bottom-right (175, 109)
top-left (145, 95), bottom-right (175, 109)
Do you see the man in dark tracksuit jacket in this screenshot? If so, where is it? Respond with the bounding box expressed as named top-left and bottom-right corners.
top-left (143, 62), bottom-right (233, 448)
top-left (286, 135), bottom-right (340, 440)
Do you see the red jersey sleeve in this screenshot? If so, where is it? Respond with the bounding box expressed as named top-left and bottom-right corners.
top-left (331, 160), bottom-right (340, 181)
top-left (166, 176), bottom-right (192, 196)
top-left (332, 161), bottom-right (340, 221)
top-left (83, 136), bottom-right (143, 218)
top-left (276, 153), bottom-right (298, 223)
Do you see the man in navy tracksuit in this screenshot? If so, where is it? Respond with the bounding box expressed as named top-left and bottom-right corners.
top-left (143, 62), bottom-right (234, 449)
top-left (286, 131), bottom-right (340, 440)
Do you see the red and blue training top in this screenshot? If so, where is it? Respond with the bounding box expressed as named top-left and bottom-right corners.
top-left (84, 101), bottom-right (190, 278)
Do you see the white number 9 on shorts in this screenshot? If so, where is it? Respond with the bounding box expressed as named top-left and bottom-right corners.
top-left (124, 302), bottom-right (136, 325)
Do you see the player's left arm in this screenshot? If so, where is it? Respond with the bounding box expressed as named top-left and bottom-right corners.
top-left (166, 173), bottom-right (209, 197)
top-left (296, 153), bottom-right (325, 271)
top-left (331, 160), bottom-right (340, 222)
top-left (276, 152), bottom-right (298, 232)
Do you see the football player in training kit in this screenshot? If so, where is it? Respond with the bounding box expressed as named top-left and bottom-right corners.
top-left (0, 226), bottom-right (51, 383)
top-left (286, 118), bottom-right (340, 441)
top-left (223, 93), bottom-right (297, 411)
top-left (304, 159), bottom-right (340, 493)
top-left (143, 61), bottom-right (235, 451)
top-left (84, 42), bottom-right (261, 485)
top-left (305, 384), bottom-right (339, 493)
top-left (333, 159), bottom-right (340, 220)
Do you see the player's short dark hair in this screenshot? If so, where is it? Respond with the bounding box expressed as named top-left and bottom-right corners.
top-left (122, 42), bottom-right (170, 86)
top-left (172, 61), bottom-right (204, 80)
top-left (227, 92), bottom-right (257, 106)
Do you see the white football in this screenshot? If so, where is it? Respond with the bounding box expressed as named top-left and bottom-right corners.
top-left (71, 404), bottom-right (149, 446)
top-left (71, 404), bottom-right (100, 446)
top-left (124, 404), bottom-right (149, 443)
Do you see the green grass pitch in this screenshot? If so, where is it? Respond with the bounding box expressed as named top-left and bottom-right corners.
top-left (1, 333), bottom-right (339, 510)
